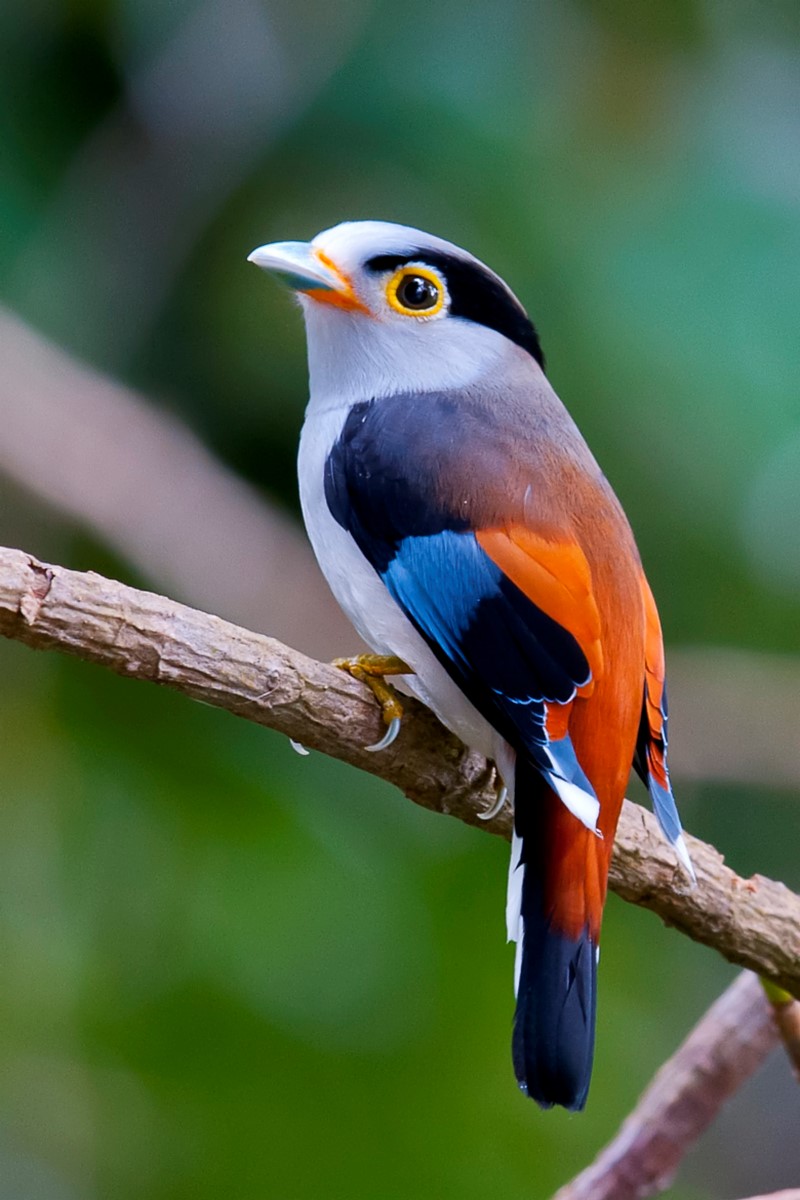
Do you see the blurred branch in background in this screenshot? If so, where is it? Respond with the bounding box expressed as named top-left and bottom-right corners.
top-left (0, 305), bottom-right (352, 658)
top-left (667, 648), bottom-right (800, 792)
top-left (762, 980), bottom-right (800, 1082)
top-left (734, 1194), bottom-right (800, 1200)
top-left (552, 972), bottom-right (786, 1200)
top-left (737, 1195), bottom-right (800, 1200)
top-left (1, 545), bottom-right (798, 998)
top-left (1, 305), bottom-right (798, 784)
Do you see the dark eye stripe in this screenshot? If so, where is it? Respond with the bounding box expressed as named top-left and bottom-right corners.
top-left (365, 250), bottom-right (545, 369)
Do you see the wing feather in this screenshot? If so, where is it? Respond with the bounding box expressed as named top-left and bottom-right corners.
top-left (634, 574), bottom-right (692, 875)
top-left (476, 526), bottom-right (603, 690)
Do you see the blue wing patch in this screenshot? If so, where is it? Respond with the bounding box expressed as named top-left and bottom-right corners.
top-left (384, 532), bottom-right (598, 823)
top-left (633, 684), bottom-right (685, 847)
top-left (324, 395), bottom-right (600, 827)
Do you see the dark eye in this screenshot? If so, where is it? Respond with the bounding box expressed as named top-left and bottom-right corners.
top-left (395, 273), bottom-right (440, 310)
top-left (385, 266), bottom-right (446, 317)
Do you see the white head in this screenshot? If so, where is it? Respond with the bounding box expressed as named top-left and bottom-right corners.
top-left (248, 220), bottom-right (545, 408)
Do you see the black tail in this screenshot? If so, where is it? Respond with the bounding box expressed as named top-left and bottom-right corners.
top-left (511, 758), bottom-right (598, 1111)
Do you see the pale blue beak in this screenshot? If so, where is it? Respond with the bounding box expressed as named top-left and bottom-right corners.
top-left (247, 240), bottom-right (338, 292)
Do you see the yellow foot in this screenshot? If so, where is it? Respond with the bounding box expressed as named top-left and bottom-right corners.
top-left (333, 654), bottom-right (412, 752)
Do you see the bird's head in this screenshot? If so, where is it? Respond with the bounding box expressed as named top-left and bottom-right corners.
top-left (248, 220), bottom-right (544, 402)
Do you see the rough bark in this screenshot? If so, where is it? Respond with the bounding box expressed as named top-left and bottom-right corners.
top-left (0, 545), bottom-right (798, 997)
top-left (2, 306), bottom-right (799, 783)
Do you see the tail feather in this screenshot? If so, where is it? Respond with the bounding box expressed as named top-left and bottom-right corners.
top-left (511, 880), bottom-right (597, 1110)
top-left (509, 757), bottom-right (603, 1111)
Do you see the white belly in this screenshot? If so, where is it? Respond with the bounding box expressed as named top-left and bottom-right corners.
top-left (297, 405), bottom-right (511, 774)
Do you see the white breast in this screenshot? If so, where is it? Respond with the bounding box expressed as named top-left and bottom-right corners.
top-left (297, 404), bottom-right (509, 769)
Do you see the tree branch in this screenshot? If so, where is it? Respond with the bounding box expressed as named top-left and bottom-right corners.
top-left (551, 972), bottom-right (780, 1200)
top-left (762, 981), bottom-right (800, 1081)
top-left (1, 545), bottom-right (798, 996)
top-left (733, 1193), bottom-right (800, 1200)
top-left (0, 305), bottom-right (353, 657)
top-left (2, 306), bottom-right (799, 788)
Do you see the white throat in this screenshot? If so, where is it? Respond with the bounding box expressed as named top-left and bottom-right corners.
top-left (299, 297), bottom-right (520, 412)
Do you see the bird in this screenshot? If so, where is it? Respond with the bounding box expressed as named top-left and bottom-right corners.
top-left (248, 220), bottom-right (692, 1111)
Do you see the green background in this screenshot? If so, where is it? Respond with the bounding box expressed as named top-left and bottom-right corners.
top-left (0, 1), bottom-right (798, 1196)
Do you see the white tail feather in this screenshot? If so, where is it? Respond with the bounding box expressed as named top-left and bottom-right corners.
top-left (674, 833), bottom-right (697, 884)
top-left (551, 776), bottom-right (600, 833)
top-left (506, 831), bottom-right (524, 944)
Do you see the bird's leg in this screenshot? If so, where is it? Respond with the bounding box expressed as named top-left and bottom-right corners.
top-left (333, 654), bottom-right (412, 752)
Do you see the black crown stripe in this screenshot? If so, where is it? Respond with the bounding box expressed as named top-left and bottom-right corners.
top-left (365, 250), bottom-right (545, 369)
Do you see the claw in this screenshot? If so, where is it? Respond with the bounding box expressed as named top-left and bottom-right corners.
top-left (478, 783), bottom-right (508, 822)
top-left (335, 654), bottom-right (411, 754)
top-left (289, 738), bottom-right (310, 756)
top-left (365, 716), bottom-right (401, 753)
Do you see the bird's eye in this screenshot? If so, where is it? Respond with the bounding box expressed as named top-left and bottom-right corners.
top-left (396, 274), bottom-right (438, 309)
top-left (386, 266), bottom-right (446, 317)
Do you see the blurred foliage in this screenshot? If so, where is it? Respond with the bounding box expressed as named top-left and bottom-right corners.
top-left (0, 0), bottom-right (798, 1197)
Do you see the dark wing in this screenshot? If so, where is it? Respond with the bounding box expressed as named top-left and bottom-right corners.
top-left (633, 574), bottom-right (692, 872)
top-left (325, 393), bottom-right (605, 828)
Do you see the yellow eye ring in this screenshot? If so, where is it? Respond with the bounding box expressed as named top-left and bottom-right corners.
top-left (385, 265), bottom-right (447, 318)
